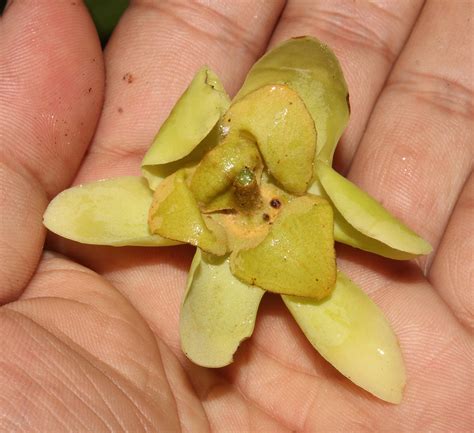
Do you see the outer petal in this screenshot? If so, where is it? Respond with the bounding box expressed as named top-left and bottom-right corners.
top-left (333, 207), bottom-right (423, 260)
top-left (234, 36), bottom-right (349, 164)
top-left (309, 180), bottom-right (425, 259)
top-left (282, 271), bottom-right (406, 404)
top-left (43, 177), bottom-right (176, 246)
top-left (141, 67), bottom-right (230, 189)
top-left (315, 161), bottom-right (432, 256)
top-left (180, 249), bottom-right (265, 367)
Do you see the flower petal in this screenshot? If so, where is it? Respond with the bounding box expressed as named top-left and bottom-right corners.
top-left (222, 84), bottom-right (316, 195)
top-left (148, 170), bottom-right (227, 255)
top-left (282, 271), bottom-right (406, 404)
top-left (180, 249), bottom-right (265, 367)
top-left (190, 136), bottom-right (263, 206)
top-left (309, 179), bottom-right (425, 259)
top-left (230, 195), bottom-right (336, 299)
top-left (43, 177), bottom-right (176, 246)
top-left (141, 67), bottom-right (230, 189)
top-left (315, 161), bottom-right (432, 256)
top-left (333, 207), bottom-right (423, 260)
top-left (235, 36), bottom-right (349, 165)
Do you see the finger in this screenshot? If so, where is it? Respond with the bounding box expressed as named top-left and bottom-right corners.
top-left (75, 0), bottom-right (285, 183)
top-left (429, 172), bottom-right (474, 330)
top-left (267, 0), bottom-right (424, 172)
top-left (346, 0), bottom-right (473, 270)
top-left (0, 1), bottom-right (104, 303)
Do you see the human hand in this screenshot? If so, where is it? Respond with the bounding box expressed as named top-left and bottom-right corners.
top-left (1, 1), bottom-right (472, 432)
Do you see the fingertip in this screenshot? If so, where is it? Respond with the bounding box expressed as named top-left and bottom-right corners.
top-left (0, 0), bottom-right (105, 303)
top-left (1, 0), bottom-right (105, 195)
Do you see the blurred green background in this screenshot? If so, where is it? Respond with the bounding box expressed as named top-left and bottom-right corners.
top-left (0, 0), bottom-right (129, 46)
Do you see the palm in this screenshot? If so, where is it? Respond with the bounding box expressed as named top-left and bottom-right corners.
top-left (1, 1), bottom-right (472, 432)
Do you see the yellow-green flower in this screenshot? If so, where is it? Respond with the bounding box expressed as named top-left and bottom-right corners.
top-left (44, 37), bottom-right (432, 404)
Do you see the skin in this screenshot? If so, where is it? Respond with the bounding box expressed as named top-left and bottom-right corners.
top-left (0, 0), bottom-right (472, 432)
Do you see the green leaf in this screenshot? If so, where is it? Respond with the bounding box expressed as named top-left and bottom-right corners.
top-left (315, 161), bottom-right (432, 256)
top-left (142, 67), bottom-right (230, 189)
top-left (84, 0), bottom-right (129, 46)
top-left (283, 271), bottom-right (406, 404)
top-left (235, 36), bottom-right (349, 165)
top-left (231, 195), bottom-right (336, 299)
top-left (43, 177), bottom-right (175, 246)
top-left (180, 249), bottom-right (265, 367)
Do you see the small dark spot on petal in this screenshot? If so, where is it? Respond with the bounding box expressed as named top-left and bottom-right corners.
top-left (270, 199), bottom-right (281, 209)
top-left (118, 107), bottom-right (123, 114)
top-left (88, 87), bottom-right (92, 93)
top-left (262, 213), bottom-right (270, 222)
top-left (346, 93), bottom-right (351, 114)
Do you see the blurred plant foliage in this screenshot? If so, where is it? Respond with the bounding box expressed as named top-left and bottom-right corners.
top-left (84, 0), bottom-right (129, 46)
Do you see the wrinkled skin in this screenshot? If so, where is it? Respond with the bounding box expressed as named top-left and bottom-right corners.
top-left (1, 1), bottom-right (472, 432)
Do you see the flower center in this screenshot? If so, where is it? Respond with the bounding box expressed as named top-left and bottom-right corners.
top-left (233, 167), bottom-right (261, 212)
